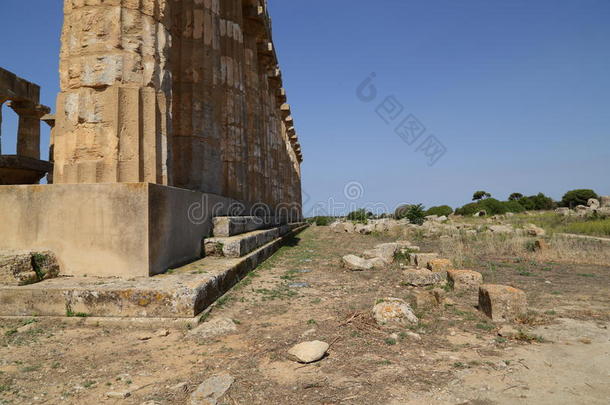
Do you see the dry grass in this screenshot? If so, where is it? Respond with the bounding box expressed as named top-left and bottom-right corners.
top-left (436, 232), bottom-right (610, 267)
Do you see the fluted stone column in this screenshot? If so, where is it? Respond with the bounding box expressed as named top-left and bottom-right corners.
top-left (219, 0), bottom-right (248, 203)
top-left (9, 101), bottom-right (49, 160)
top-left (53, 0), bottom-right (172, 184)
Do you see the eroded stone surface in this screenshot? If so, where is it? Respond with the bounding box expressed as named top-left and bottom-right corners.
top-left (402, 269), bottom-right (444, 287)
top-left (373, 298), bottom-right (418, 325)
top-left (447, 269), bottom-right (483, 292)
top-left (479, 284), bottom-right (527, 322)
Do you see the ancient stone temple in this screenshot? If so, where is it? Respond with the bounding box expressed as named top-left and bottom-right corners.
top-left (0, 0), bottom-right (304, 295)
top-left (0, 68), bottom-right (52, 184)
top-left (53, 0), bottom-right (302, 208)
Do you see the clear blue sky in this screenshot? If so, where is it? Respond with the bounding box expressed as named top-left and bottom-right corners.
top-left (1, 1), bottom-right (609, 214)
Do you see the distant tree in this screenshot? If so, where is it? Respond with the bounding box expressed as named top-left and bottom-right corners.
top-left (347, 208), bottom-right (371, 223)
top-left (472, 191), bottom-right (491, 201)
top-left (561, 189), bottom-right (598, 208)
top-left (518, 193), bottom-right (556, 211)
top-left (509, 193), bottom-right (524, 201)
top-left (425, 205), bottom-right (454, 217)
top-left (406, 204), bottom-right (426, 225)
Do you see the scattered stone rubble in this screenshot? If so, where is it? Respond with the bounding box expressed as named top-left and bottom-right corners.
top-left (556, 197), bottom-right (610, 217)
top-left (342, 239), bottom-right (529, 325)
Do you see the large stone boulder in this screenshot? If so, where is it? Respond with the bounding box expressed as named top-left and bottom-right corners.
top-left (362, 242), bottom-right (405, 264)
top-left (587, 198), bottom-right (600, 209)
top-left (600, 196), bottom-right (610, 208)
top-left (447, 269), bottom-right (483, 292)
top-left (478, 284), bottom-right (527, 322)
top-left (0, 250), bottom-right (60, 286)
top-left (373, 298), bottom-right (418, 325)
top-left (402, 269), bottom-right (445, 287)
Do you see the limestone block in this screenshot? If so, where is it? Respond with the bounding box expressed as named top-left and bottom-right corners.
top-left (478, 284), bottom-right (527, 322)
top-left (447, 269), bottom-right (483, 292)
top-left (402, 269), bottom-right (444, 287)
top-left (411, 253), bottom-right (438, 269)
top-left (372, 298), bottom-right (418, 325)
top-left (427, 258), bottom-right (452, 273)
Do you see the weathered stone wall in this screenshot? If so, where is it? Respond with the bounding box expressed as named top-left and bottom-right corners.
top-left (53, 0), bottom-right (302, 215)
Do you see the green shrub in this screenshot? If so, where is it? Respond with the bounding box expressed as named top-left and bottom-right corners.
top-left (561, 189), bottom-right (598, 208)
top-left (425, 205), bottom-right (453, 217)
top-left (518, 193), bottom-right (556, 211)
top-left (347, 208), bottom-right (371, 223)
top-left (309, 216), bottom-right (333, 226)
top-left (502, 200), bottom-right (526, 213)
top-left (405, 204), bottom-right (426, 225)
top-left (509, 193), bottom-right (524, 201)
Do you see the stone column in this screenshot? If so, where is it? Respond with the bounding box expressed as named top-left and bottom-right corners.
top-left (219, 0), bottom-right (248, 203)
top-left (53, 0), bottom-right (172, 184)
top-left (8, 101), bottom-right (49, 160)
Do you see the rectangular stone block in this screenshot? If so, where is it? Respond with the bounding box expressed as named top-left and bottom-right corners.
top-left (479, 284), bottom-right (527, 322)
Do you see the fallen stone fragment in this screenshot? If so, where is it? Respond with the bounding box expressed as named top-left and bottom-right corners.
top-left (106, 391), bottom-right (131, 399)
top-left (411, 253), bottom-right (439, 269)
top-left (288, 341), bottom-right (329, 363)
top-left (342, 255), bottom-right (384, 271)
top-left (414, 291), bottom-right (439, 309)
top-left (190, 374), bottom-right (234, 405)
top-left (427, 258), bottom-right (452, 273)
top-left (524, 224), bottom-right (546, 237)
top-left (498, 325), bottom-right (519, 339)
top-left (138, 334), bottom-right (152, 341)
top-left (479, 284), bottom-right (527, 322)
top-left (534, 239), bottom-right (549, 251)
top-left (402, 269), bottom-right (445, 287)
top-left (404, 331), bottom-right (422, 341)
top-left (587, 198), bottom-right (600, 209)
top-left (373, 297), bottom-right (418, 325)
top-left (447, 269), bottom-right (483, 292)
top-left (489, 225), bottom-right (514, 234)
top-left (190, 317), bottom-right (237, 339)
top-left (155, 329), bottom-right (170, 337)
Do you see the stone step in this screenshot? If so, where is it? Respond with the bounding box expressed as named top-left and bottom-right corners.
top-left (212, 216), bottom-right (286, 237)
top-left (204, 223), bottom-right (303, 258)
top-left (0, 224), bottom-right (309, 319)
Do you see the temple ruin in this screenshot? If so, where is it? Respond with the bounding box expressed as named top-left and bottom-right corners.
top-left (0, 0), bottom-right (305, 314)
top-left (0, 68), bottom-right (52, 185)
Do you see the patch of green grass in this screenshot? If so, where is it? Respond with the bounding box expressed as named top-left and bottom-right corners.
top-left (561, 218), bottom-right (610, 237)
top-left (495, 337), bottom-right (508, 344)
top-left (66, 309), bottom-right (90, 318)
top-left (453, 361), bottom-right (468, 369)
top-left (384, 338), bottom-right (397, 346)
top-left (307, 319), bottom-right (317, 325)
top-left (0, 383), bottom-right (11, 393)
top-left (4, 329), bottom-right (17, 337)
top-left (577, 273), bottom-right (596, 278)
top-left (515, 331), bottom-right (545, 343)
top-left (83, 380), bottom-right (96, 389)
top-left (20, 365), bottom-right (40, 373)
top-left (253, 285), bottom-right (297, 301)
top-left (475, 322), bottom-right (495, 331)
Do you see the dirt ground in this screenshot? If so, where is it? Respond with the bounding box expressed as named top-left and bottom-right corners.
top-left (1, 226), bottom-right (609, 405)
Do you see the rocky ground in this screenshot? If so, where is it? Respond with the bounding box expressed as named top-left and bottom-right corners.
top-left (1, 226), bottom-right (609, 405)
